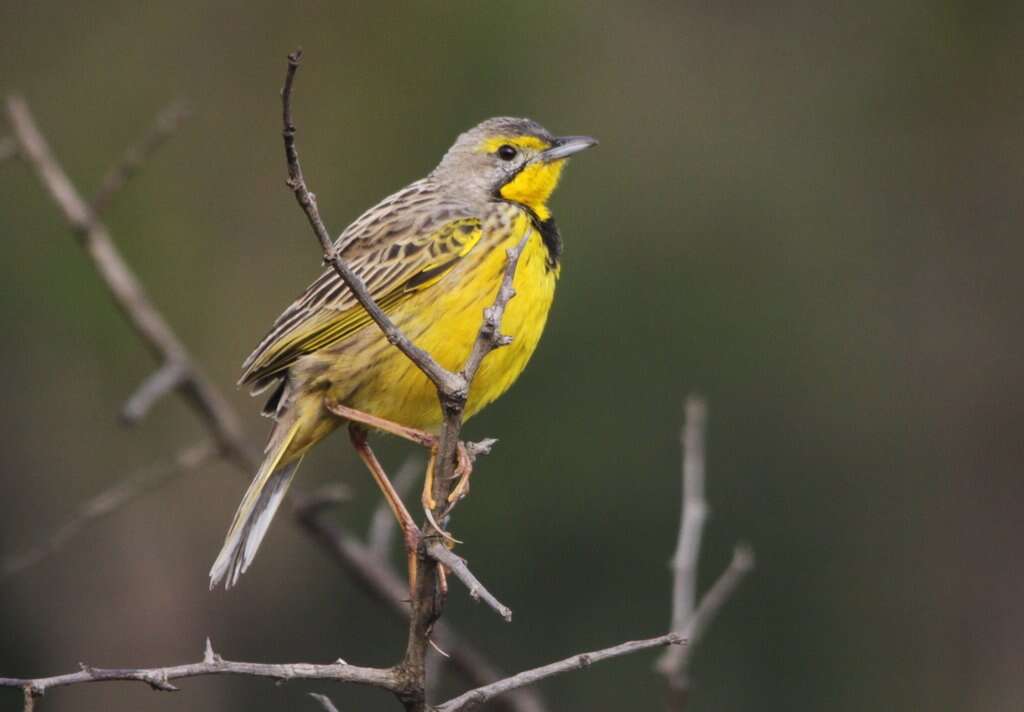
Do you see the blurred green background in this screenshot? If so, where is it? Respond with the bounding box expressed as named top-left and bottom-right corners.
top-left (2, 1), bottom-right (1022, 710)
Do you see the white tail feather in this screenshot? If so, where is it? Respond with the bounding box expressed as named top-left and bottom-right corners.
top-left (209, 422), bottom-right (302, 589)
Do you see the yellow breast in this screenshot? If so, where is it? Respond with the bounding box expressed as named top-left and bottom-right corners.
top-left (310, 210), bottom-right (557, 434)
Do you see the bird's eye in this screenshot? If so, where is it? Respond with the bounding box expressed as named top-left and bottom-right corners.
top-left (497, 144), bottom-right (518, 161)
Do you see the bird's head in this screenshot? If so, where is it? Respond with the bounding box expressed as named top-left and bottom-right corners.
top-left (433, 117), bottom-right (597, 220)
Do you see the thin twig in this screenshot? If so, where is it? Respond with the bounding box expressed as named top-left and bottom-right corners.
top-left (4, 96), bottom-right (254, 469)
top-left (426, 543), bottom-right (512, 622)
top-left (437, 633), bottom-right (684, 712)
top-left (1, 441), bottom-right (217, 578)
top-left (367, 456), bottom-right (422, 559)
top-left (90, 99), bottom-right (191, 214)
top-left (281, 49), bottom-right (458, 395)
top-left (0, 640), bottom-right (398, 699)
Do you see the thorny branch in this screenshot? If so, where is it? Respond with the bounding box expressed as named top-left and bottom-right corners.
top-left (281, 49), bottom-right (457, 395)
top-left (0, 639), bottom-right (398, 698)
top-left (1, 51), bottom-right (752, 712)
top-left (295, 499), bottom-right (547, 712)
top-left (281, 48), bottom-right (537, 711)
top-left (2, 87), bottom-right (549, 712)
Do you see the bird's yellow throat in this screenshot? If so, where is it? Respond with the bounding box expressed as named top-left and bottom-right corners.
top-left (498, 159), bottom-right (566, 221)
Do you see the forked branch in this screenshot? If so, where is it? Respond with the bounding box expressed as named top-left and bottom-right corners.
top-left (655, 397), bottom-right (755, 709)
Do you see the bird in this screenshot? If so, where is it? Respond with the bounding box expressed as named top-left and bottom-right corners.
top-left (209, 117), bottom-right (596, 589)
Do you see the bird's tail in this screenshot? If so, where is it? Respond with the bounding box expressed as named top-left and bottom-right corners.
top-left (209, 419), bottom-right (303, 589)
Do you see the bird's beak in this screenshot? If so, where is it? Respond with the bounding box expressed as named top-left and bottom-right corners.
top-left (540, 135), bottom-right (598, 162)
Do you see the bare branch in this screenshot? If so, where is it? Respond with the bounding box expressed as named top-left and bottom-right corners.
top-left (437, 634), bottom-right (684, 712)
top-left (3, 95), bottom-right (254, 468)
top-left (1, 441), bottom-right (216, 578)
top-left (309, 692), bottom-right (342, 712)
top-left (655, 397), bottom-right (707, 682)
top-left (367, 456), bottom-right (422, 558)
top-left (90, 99), bottom-right (191, 214)
top-left (426, 543), bottom-right (512, 622)
top-left (0, 641), bottom-right (399, 700)
top-left (121, 360), bottom-right (189, 424)
top-left (655, 397), bottom-right (755, 709)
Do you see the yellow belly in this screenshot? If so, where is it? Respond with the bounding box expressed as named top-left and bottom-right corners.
top-left (289, 212), bottom-right (557, 451)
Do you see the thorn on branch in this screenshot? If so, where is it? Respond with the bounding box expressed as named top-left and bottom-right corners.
top-left (464, 438), bottom-right (497, 461)
top-left (203, 637), bottom-right (223, 664)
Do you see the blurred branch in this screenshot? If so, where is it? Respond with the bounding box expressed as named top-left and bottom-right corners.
top-left (656, 397), bottom-right (707, 686)
top-left (681, 546), bottom-right (755, 650)
top-left (437, 634), bottom-right (684, 712)
top-left (121, 360), bottom-right (189, 423)
top-left (1, 441), bottom-right (216, 579)
top-left (3, 96), bottom-right (254, 469)
top-left (655, 397), bottom-right (754, 710)
top-left (90, 99), bottom-right (191, 214)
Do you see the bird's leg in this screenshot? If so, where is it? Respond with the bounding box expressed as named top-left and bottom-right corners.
top-left (329, 401), bottom-right (475, 516)
top-left (329, 401), bottom-right (435, 447)
top-left (347, 424), bottom-right (422, 588)
top-left (330, 401), bottom-right (472, 540)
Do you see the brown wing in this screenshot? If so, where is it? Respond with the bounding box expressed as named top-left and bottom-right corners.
top-left (240, 181), bottom-right (482, 389)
